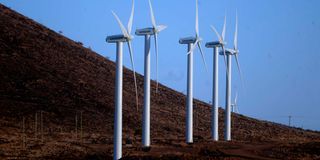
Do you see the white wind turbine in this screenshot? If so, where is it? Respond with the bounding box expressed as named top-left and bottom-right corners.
top-left (106, 1), bottom-right (138, 159)
top-left (205, 15), bottom-right (227, 141)
top-left (179, 0), bottom-right (208, 144)
top-left (220, 12), bottom-right (243, 141)
top-left (135, 0), bottom-right (167, 148)
top-left (231, 92), bottom-right (239, 113)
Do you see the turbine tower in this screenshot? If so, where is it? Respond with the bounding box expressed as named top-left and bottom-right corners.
top-left (106, 1), bottom-right (138, 159)
top-left (179, 0), bottom-right (208, 144)
top-left (205, 16), bottom-right (227, 141)
top-left (219, 12), bottom-right (243, 141)
top-left (135, 0), bottom-right (167, 148)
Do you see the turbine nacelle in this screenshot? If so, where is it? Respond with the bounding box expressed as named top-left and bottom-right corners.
top-left (219, 48), bottom-right (238, 55)
top-left (135, 28), bottom-right (155, 36)
top-left (106, 34), bottom-right (130, 43)
top-left (179, 37), bottom-right (197, 44)
top-left (205, 41), bottom-right (223, 48)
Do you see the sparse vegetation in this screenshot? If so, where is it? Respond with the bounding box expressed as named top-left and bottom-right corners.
top-left (76, 41), bottom-right (83, 46)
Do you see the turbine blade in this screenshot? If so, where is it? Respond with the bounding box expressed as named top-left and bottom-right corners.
top-left (195, 0), bottom-right (199, 37)
top-left (235, 54), bottom-right (245, 91)
top-left (197, 41), bottom-right (208, 73)
top-left (187, 39), bottom-right (198, 55)
top-left (157, 25), bottom-right (167, 32)
top-left (222, 46), bottom-right (228, 74)
top-left (127, 0), bottom-right (134, 34)
top-left (210, 25), bottom-right (222, 42)
top-left (234, 11), bottom-right (238, 50)
top-left (127, 41), bottom-right (139, 111)
top-left (222, 15), bottom-right (226, 41)
top-left (235, 91), bottom-right (238, 104)
top-left (111, 11), bottom-right (129, 37)
top-left (154, 33), bottom-right (159, 93)
top-left (148, 0), bottom-right (156, 28)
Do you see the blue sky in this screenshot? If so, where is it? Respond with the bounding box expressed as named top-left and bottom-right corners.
top-left (1, 0), bottom-right (320, 130)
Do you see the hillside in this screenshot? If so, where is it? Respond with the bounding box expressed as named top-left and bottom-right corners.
top-left (0, 4), bottom-right (320, 159)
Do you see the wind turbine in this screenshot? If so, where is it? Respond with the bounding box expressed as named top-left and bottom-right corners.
top-left (106, 1), bottom-right (138, 159)
top-left (135, 0), bottom-right (167, 148)
top-left (219, 12), bottom-right (243, 141)
top-left (205, 16), bottom-right (227, 141)
top-left (179, 0), bottom-right (208, 144)
top-left (231, 92), bottom-right (238, 113)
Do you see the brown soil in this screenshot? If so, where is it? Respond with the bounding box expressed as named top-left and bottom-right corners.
top-left (0, 3), bottom-right (319, 160)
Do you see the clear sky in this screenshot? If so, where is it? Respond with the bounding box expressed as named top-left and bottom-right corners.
top-left (1, 0), bottom-right (320, 130)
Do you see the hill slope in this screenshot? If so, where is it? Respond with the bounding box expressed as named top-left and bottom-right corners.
top-left (0, 4), bottom-right (320, 159)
